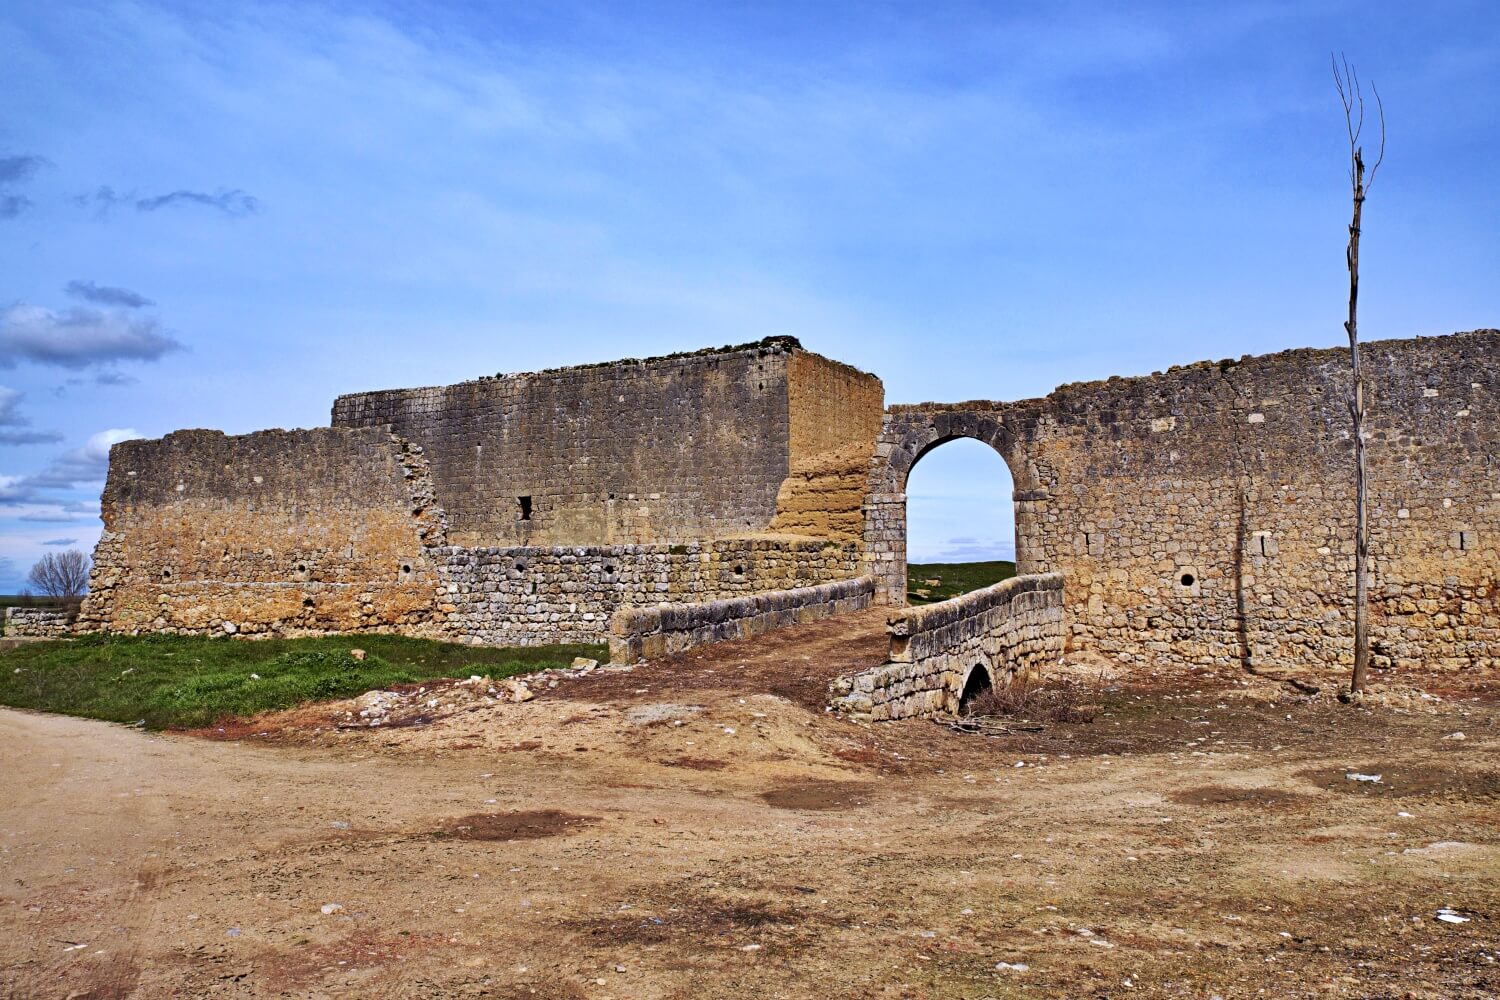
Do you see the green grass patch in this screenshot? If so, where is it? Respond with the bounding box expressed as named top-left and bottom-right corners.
top-left (907, 560), bottom-right (1016, 604)
top-left (0, 632), bottom-right (604, 730)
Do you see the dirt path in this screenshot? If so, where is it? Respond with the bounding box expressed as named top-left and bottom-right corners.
top-left (3, 662), bottom-right (1499, 999)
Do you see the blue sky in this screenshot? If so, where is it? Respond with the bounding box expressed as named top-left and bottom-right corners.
top-left (2, 0), bottom-right (1497, 587)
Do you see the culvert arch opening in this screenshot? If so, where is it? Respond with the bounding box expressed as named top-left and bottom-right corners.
top-left (959, 664), bottom-right (994, 716)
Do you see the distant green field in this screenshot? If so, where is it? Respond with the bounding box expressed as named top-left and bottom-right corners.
top-left (0, 595), bottom-right (68, 608)
top-left (907, 560), bottom-right (1016, 604)
top-left (0, 632), bottom-right (605, 730)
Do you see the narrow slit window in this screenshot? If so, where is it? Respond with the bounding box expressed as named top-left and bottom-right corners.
top-left (518, 495), bottom-right (532, 521)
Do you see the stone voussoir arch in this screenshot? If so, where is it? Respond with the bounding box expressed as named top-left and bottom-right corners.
top-left (862, 404), bottom-right (1046, 606)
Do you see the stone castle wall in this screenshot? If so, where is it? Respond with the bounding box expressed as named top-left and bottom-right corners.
top-left (79, 428), bottom-right (448, 637)
top-left (829, 573), bottom-right (1065, 721)
top-left (871, 330), bottom-right (1500, 678)
top-left (331, 338), bottom-right (883, 548)
top-left (83, 341), bottom-right (879, 644)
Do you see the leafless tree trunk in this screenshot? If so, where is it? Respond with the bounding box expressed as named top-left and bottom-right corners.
top-left (27, 549), bottom-right (91, 600)
top-left (1333, 55), bottom-right (1384, 696)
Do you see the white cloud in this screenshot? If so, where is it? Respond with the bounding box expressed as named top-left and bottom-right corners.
top-left (0, 428), bottom-right (141, 504)
top-left (0, 304), bottom-right (182, 369)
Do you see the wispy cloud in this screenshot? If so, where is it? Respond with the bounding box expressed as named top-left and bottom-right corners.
top-left (136, 188), bottom-right (259, 215)
top-left (0, 305), bottom-right (183, 369)
top-left (0, 429), bottom-right (65, 445)
top-left (0, 429), bottom-right (142, 507)
top-left (0, 385), bottom-right (63, 445)
top-left (74, 185), bottom-right (260, 217)
top-left (65, 280), bottom-right (155, 309)
top-left (41, 537), bottom-right (77, 546)
top-left (0, 154), bottom-right (50, 185)
top-left (0, 195), bottom-right (32, 220)
top-left (0, 153), bottom-right (51, 221)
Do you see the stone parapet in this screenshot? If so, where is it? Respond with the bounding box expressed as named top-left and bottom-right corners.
top-left (608, 575), bottom-right (875, 664)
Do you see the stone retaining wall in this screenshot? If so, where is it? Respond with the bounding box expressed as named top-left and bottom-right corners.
top-left (3, 606), bottom-right (78, 638)
top-left (439, 538), bottom-right (861, 646)
top-left (830, 573), bottom-right (1065, 721)
top-left (608, 576), bottom-right (875, 663)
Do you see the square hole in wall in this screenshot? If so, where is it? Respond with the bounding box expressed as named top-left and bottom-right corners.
top-left (518, 495), bottom-right (532, 521)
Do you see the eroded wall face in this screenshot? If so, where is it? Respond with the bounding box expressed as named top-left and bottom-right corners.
top-left (332, 342), bottom-right (802, 547)
top-left (877, 330), bottom-right (1500, 675)
top-left (81, 428), bottom-right (446, 637)
top-left (770, 351), bottom-right (886, 543)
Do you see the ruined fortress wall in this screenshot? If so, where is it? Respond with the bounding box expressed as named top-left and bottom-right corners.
top-left (880, 329), bottom-right (1498, 675)
top-left (330, 338), bottom-right (880, 548)
top-left (437, 538), bottom-right (861, 646)
top-left (80, 428), bottom-right (448, 637)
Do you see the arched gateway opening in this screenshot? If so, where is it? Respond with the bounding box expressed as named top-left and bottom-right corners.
top-left (863, 406), bottom-right (1042, 608)
top-left (904, 437), bottom-right (1017, 604)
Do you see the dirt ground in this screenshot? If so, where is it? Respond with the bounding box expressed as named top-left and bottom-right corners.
top-left (3, 611), bottom-right (1498, 999)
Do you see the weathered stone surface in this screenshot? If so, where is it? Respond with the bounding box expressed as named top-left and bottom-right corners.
top-left (79, 427), bottom-right (448, 638)
top-left (331, 338), bottom-right (883, 548)
top-left (3, 606), bottom-right (78, 638)
top-left (609, 576), bottom-right (876, 663)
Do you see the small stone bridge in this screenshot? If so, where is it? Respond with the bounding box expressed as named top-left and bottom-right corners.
top-left (828, 573), bottom-right (1065, 721)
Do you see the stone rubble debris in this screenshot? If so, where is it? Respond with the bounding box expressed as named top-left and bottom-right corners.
top-left (335, 653), bottom-right (628, 728)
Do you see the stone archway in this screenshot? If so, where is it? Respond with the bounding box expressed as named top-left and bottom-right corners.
top-left (863, 405), bottom-right (1049, 605)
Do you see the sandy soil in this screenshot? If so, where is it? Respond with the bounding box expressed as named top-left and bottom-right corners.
top-left (3, 613), bottom-right (1498, 999)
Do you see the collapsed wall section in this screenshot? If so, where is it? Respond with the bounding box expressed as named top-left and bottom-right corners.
top-left (3, 606), bottom-right (79, 638)
top-left (332, 338), bottom-right (809, 547)
top-left (81, 428), bottom-right (447, 637)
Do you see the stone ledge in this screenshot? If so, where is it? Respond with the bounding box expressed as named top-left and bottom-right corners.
top-left (608, 576), bottom-right (875, 664)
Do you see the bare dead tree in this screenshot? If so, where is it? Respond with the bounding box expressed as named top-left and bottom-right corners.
top-left (1333, 55), bottom-right (1384, 696)
top-left (27, 549), bottom-right (91, 601)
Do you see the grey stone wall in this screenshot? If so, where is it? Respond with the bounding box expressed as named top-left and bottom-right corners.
top-left (4, 606), bottom-right (78, 638)
top-left (437, 538), bottom-right (862, 646)
top-left (609, 575), bottom-right (875, 663)
top-left (830, 573), bottom-right (1065, 721)
top-left (333, 338), bottom-right (810, 547)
